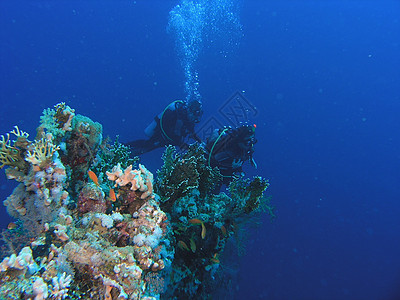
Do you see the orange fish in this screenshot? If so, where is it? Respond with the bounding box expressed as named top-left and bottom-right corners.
top-left (88, 170), bottom-right (99, 186)
top-left (109, 188), bottom-right (116, 202)
top-left (210, 253), bottom-right (220, 264)
top-left (189, 218), bottom-right (203, 225)
top-left (201, 222), bottom-right (206, 239)
top-left (177, 240), bottom-right (190, 251)
top-left (221, 225), bottom-right (227, 237)
top-left (7, 222), bottom-right (17, 230)
top-left (189, 219), bottom-right (206, 239)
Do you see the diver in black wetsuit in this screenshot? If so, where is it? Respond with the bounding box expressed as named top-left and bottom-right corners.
top-left (127, 99), bottom-right (203, 156)
top-left (205, 123), bottom-right (258, 186)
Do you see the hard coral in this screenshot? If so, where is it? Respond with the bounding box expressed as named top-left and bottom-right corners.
top-left (0, 103), bottom-right (274, 300)
top-left (61, 114), bottom-right (103, 197)
top-left (25, 135), bottom-right (60, 169)
top-left (228, 176), bottom-right (269, 213)
top-left (156, 144), bottom-right (222, 209)
top-left (37, 102), bottom-right (75, 144)
top-left (107, 163), bottom-right (154, 198)
top-left (77, 182), bottom-right (107, 214)
top-left (0, 126), bottom-right (30, 171)
top-left (105, 163), bottom-right (155, 215)
top-left (90, 136), bottom-right (139, 189)
top-left (54, 102), bottom-right (75, 132)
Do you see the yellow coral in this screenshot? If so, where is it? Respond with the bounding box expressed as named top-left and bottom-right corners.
top-left (0, 126), bottom-right (29, 170)
top-left (25, 136), bottom-right (60, 168)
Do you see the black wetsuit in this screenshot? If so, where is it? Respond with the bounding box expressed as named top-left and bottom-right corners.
top-left (127, 102), bottom-right (198, 156)
top-left (205, 128), bottom-right (254, 185)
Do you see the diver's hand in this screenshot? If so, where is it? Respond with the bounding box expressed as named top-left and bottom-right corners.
top-left (232, 159), bottom-right (243, 169)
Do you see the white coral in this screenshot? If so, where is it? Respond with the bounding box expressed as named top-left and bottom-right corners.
top-left (51, 272), bottom-right (72, 299)
top-left (54, 224), bottom-right (69, 242)
top-left (0, 246), bottom-right (37, 274)
top-left (33, 277), bottom-right (48, 300)
top-left (95, 213), bottom-right (114, 229)
top-left (133, 233), bottom-right (146, 247)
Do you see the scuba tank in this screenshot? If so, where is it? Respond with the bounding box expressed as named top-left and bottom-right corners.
top-left (144, 100), bottom-right (185, 138)
top-left (144, 114), bottom-right (161, 137)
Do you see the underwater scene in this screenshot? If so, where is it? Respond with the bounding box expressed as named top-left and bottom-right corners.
top-left (0, 1), bottom-right (399, 300)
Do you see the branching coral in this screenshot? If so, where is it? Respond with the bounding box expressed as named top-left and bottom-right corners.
top-left (155, 147), bottom-right (272, 299)
top-left (228, 176), bottom-right (270, 214)
top-left (156, 144), bottom-right (222, 208)
top-left (25, 135), bottom-right (60, 169)
top-left (0, 126), bottom-right (30, 171)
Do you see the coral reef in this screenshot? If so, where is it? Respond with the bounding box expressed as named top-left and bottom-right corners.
top-left (156, 144), bottom-right (222, 210)
top-left (91, 136), bottom-right (139, 189)
top-left (0, 104), bottom-right (272, 300)
top-left (154, 146), bottom-right (273, 299)
top-left (61, 114), bottom-right (103, 197)
top-left (37, 102), bottom-right (75, 143)
top-left (0, 126), bottom-right (31, 174)
top-left (77, 182), bottom-right (107, 215)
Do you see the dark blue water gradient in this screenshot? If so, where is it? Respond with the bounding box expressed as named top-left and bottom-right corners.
top-left (1, 1), bottom-right (399, 299)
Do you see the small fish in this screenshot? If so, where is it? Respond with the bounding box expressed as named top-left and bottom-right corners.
top-left (109, 188), bottom-right (116, 202)
top-left (189, 218), bottom-right (203, 225)
top-left (201, 222), bottom-right (206, 239)
top-left (221, 225), bottom-right (227, 237)
top-left (177, 240), bottom-right (190, 251)
top-left (189, 219), bottom-right (206, 239)
top-left (210, 253), bottom-right (220, 264)
top-left (189, 238), bottom-right (196, 253)
top-left (7, 222), bottom-right (17, 230)
top-left (88, 170), bottom-right (99, 186)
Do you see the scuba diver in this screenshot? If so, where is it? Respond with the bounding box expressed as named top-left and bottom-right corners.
top-left (127, 99), bottom-right (203, 156)
top-left (205, 122), bottom-right (258, 187)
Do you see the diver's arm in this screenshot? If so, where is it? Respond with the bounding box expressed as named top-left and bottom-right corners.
top-left (250, 157), bottom-right (257, 169)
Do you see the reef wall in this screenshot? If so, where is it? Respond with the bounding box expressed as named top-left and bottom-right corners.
top-left (0, 103), bottom-right (272, 300)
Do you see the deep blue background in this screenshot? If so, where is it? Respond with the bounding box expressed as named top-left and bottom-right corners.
top-left (1, 1), bottom-right (399, 299)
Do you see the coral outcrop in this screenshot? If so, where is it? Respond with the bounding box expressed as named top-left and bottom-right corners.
top-left (0, 103), bottom-right (272, 300)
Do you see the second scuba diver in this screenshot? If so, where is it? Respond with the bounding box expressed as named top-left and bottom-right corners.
top-left (205, 123), bottom-right (258, 187)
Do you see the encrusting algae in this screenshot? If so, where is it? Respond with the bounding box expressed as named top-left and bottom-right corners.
top-left (0, 103), bottom-right (274, 300)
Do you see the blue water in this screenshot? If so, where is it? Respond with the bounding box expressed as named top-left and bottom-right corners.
top-left (1, 1), bottom-right (399, 299)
